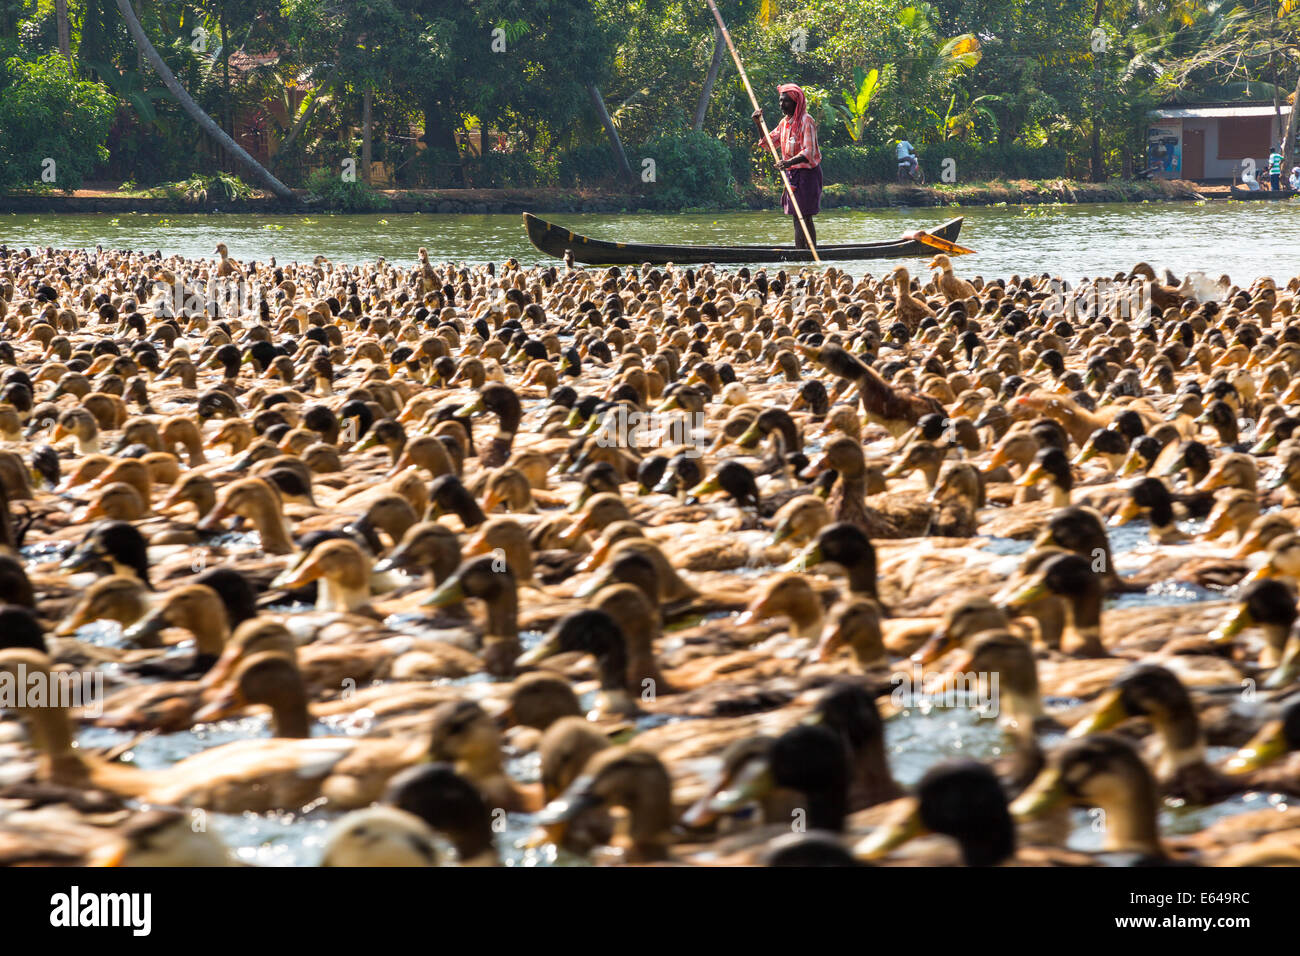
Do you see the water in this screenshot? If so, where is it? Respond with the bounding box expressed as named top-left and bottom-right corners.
top-left (9, 201), bottom-right (1279, 863)
top-left (4, 201), bottom-right (1298, 282)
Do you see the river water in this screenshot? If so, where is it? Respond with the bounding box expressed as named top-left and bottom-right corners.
top-left (3, 199), bottom-right (1297, 281)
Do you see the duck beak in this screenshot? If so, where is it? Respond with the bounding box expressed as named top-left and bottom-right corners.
top-left (1117, 453), bottom-right (1144, 478)
top-left (352, 433), bottom-right (379, 453)
top-left (853, 802), bottom-right (927, 860)
top-left (806, 453), bottom-right (831, 477)
top-left (516, 634), bottom-right (563, 668)
top-left (707, 758), bottom-right (776, 814)
top-left (1072, 446), bottom-right (1097, 466)
top-left (1265, 638), bottom-right (1300, 688)
top-left (1110, 498), bottom-right (1142, 527)
top-left (60, 545), bottom-right (102, 574)
top-left (1160, 453), bottom-right (1187, 478)
top-left (1067, 688), bottom-right (1128, 738)
top-left (781, 542), bottom-right (822, 573)
top-left (196, 502), bottom-right (231, 532)
top-left (571, 553), bottom-right (622, 593)
top-left (1015, 464), bottom-right (1045, 488)
top-left (770, 522), bottom-right (795, 546)
top-left (1009, 766), bottom-right (1066, 819)
top-left (424, 576), bottom-right (466, 608)
top-left (687, 475), bottom-right (721, 498)
top-left (1250, 433), bottom-right (1279, 455)
top-left (121, 607), bottom-right (169, 647)
top-left (535, 779), bottom-right (602, 827)
top-left (194, 684), bottom-right (247, 724)
top-left (735, 426), bottom-right (761, 449)
top-left (371, 550), bottom-right (408, 574)
top-left (574, 536), bottom-right (611, 573)
top-left (1234, 531), bottom-right (1268, 559)
top-left (883, 459), bottom-right (909, 479)
top-left (55, 604), bottom-right (96, 637)
top-left (271, 554), bottom-right (323, 590)
top-left (457, 397), bottom-right (485, 417)
top-left (1031, 527), bottom-right (1058, 550)
top-left (1202, 508), bottom-right (1235, 541)
top-left (814, 621), bottom-right (848, 662)
top-left (734, 592), bottom-right (776, 628)
top-left (85, 842), bottom-right (127, 867)
top-left (910, 627), bottom-right (955, 665)
top-left (1240, 564), bottom-right (1278, 586)
top-left (554, 514), bottom-right (591, 548)
top-left (996, 574), bottom-right (1049, 609)
top-left (1223, 719), bottom-right (1289, 774)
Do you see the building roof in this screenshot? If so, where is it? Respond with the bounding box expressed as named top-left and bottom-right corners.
top-left (1149, 103), bottom-right (1292, 119)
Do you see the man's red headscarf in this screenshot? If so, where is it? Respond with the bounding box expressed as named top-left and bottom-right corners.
top-left (778, 83), bottom-right (807, 127)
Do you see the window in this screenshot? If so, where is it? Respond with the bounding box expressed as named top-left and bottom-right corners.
top-left (1217, 116), bottom-right (1273, 160)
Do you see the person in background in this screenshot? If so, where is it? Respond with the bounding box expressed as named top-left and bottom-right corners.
top-left (896, 137), bottom-right (919, 183)
top-left (1268, 145), bottom-right (1284, 191)
top-left (1242, 163), bottom-right (1261, 191)
top-left (752, 83), bottom-right (822, 249)
top-left (1290, 165), bottom-right (1300, 191)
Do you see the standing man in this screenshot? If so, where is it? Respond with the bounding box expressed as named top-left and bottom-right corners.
top-left (753, 84), bottom-right (822, 249)
top-left (1268, 145), bottom-right (1284, 191)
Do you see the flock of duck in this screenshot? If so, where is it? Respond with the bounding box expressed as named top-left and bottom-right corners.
top-left (0, 239), bottom-right (1299, 867)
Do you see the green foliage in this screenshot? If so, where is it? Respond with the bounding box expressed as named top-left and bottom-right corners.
top-left (558, 143), bottom-right (618, 186)
top-left (3, 0), bottom-right (1297, 201)
top-left (820, 141), bottom-right (1065, 183)
top-left (0, 54), bottom-right (116, 191)
top-left (638, 130), bottom-right (738, 208)
top-left (147, 172), bottom-right (257, 203)
top-left (305, 167), bottom-right (391, 211)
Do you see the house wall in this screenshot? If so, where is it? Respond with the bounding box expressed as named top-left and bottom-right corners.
top-left (1151, 112), bottom-right (1290, 182)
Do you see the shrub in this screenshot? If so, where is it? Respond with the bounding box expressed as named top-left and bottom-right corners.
top-left (0, 54), bottom-right (116, 191)
top-left (783, 142), bottom-right (1066, 187)
top-left (557, 143), bottom-right (617, 187)
top-left (147, 172), bottom-right (256, 203)
top-left (305, 168), bottom-right (391, 211)
top-left (636, 130), bottom-right (737, 208)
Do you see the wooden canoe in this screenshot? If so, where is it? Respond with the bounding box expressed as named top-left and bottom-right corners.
top-left (522, 212), bottom-right (965, 265)
top-left (1229, 185), bottom-right (1297, 200)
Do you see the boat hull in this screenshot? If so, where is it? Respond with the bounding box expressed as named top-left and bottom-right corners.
top-left (522, 212), bottom-right (965, 265)
top-left (1229, 186), bottom-right (1297, 200)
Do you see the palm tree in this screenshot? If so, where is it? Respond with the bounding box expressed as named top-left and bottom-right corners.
top-left (113, 0), bottom-right (296, 202)
top-left (56, 0), bottom-right (72, 64)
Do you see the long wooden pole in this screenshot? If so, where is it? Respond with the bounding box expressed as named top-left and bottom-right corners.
top-left (705, 0), bottom-right (820, 262)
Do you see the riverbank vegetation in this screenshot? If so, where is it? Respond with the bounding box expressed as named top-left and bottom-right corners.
top-left (1, 0), bottom-right (1297, 209)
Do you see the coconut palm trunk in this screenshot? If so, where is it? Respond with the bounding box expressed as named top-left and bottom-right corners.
top-left (1285, 69), bottom-right (1300, 169)
top-left (588, 84), bottom-right (634, 182)
top-left (694, 26), bottom-right (726, 131)
top-left (114, 0), bottom-right (297, 202)
top-left (56, 0), bottom-right (72, 64)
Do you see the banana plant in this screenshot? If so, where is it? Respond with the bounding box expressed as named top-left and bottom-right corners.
top-left (832, 66), bottom-right (889, 142)
top-left (929, 92), bottom-right (1002, 141)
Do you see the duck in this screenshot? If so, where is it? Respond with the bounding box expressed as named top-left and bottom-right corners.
top-left (0, 648), bottom-right (433, 813)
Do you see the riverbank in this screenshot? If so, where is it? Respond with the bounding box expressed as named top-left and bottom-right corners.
top-left (0, 178), bottom-right (1209, 215)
